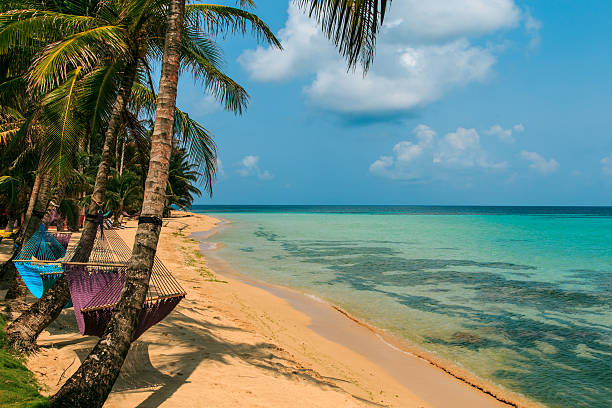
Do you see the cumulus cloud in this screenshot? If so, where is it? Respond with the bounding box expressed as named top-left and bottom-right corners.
top-left (238, 6), bottom-right (334, 82)
top-left (434, 128), bottom-right (506, 168)
top-left (485, 123), bottom-right (524, 143)
top-left (520, 151), bottom-right (559, 174)
top-left (304, 40), bottom-right (495, 113)
top-left (238, 155), bottom-right (273, 180)
top-left (239, 1), bottom-right (537, 114)
top-left (369, 155), bottom-right (396, 176)
top-left (369, 125), bottom-right (437, 180)
top-left (383, 0), bottom-right (521, 42)
top-left (370, 124), bottom-right (505, 180)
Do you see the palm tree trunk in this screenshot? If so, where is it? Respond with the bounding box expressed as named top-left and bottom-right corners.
top-left (41, 182), bottom-right (67, 226)
top-left (50, 0), bottom-right (185, 404)
top-left (4, 170), bottom-right (53, 300)
top-left (119, 133), bottom-right (125, 176)
top-left (18, 160), bottom-right (44, 245)
top-left (5, 65), bottom-right (138, 352)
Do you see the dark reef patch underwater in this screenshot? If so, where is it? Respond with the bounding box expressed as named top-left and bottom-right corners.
top-left (195, 206), bottom-right (612, 407)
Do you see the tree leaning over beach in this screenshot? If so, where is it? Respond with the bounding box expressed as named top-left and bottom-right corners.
top-left (1, 0), bottom-right (266, 350)
top-left (48, 0), bottom-right (281, 405)
top-left (49, 0), bottom-right (390, 405)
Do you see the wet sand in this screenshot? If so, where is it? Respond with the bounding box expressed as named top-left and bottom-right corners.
top-left (1, 212), bottom-right (541, 407)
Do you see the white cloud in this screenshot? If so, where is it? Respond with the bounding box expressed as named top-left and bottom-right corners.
top-left (369, 155), bottom-right (394, 175)
top-left (239, 1), bottom-right (537, 114)
top-left (238, 155), bottom-right (273, 180)
top-left (198, 94), bottom-right (221, 114)
top-left (304, 40), bottom-right (495, 113)
top-left (485, 123), bottom-right (524, 143)
top-left (434, 128), bottom-right (506, 168)
top-left (238, 6), bottom-right (334, 82)
top-left (239, 155), bottom-right (259, 174)
top-left (601, 155), bottom-right (612, 178)
top-left (369, 125), bottom-right (437, 180)
top-left (520, 151), bottom-right (559, 174)
top-left (383, 0), bottom-right (521, 42)
top-left (393, 141), bottom-right (424, 162)
top-left (523, 9), bottom-right (542, 50)
top-left (414, 124), bottom-right (437, 146)
top-left (370, 124), bottom-right (505, 180)
top-left (216, 159), bottom-right (224, 177)
top-left (259, 170), bottom-right (273, 180)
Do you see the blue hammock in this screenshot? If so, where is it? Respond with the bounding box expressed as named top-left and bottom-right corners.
top-left (13, 224), bottom-right (72, 306)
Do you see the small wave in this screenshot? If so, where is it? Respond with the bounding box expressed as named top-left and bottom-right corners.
top-left (199, 242), bottom-right (218, 250)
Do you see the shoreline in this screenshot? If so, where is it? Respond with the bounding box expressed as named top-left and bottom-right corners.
top-left (10, 210), bottom-right (543, 407)
top-left (195, 213), bottom-right (542, 408)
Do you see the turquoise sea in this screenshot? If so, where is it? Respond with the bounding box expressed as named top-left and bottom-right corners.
top-left (193, 206), bottom-right (612, 408)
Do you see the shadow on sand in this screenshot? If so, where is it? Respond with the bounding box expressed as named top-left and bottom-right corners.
top-left (63, 303), bottom-right (374, 408)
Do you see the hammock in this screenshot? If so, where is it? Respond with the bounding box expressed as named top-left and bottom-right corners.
top-left (64, 227), bottom-right (185, 340)
top-left (13, 224), bottom-right (68, 299)
top-left (51, 232), bottom-right (72, 250)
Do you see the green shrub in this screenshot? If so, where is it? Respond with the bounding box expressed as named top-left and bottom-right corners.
top-left (0, 314), bottom-right (48, 408)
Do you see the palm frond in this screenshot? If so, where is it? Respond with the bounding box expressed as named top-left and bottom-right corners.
top-left (172, 109), bottom-right (216, 196)
top-left (28, 25), bottom-right (128, 92)
top-left (77, 62), bottom-right (122, 140)
top-left (0, 76), bottom-right (28, 107)
top-left (180, 30), bottom-right (249, 114)
top-left (130, 80), bottom-right (157, 115)
top-left (0, 10), bottom-right (98, 55)
top-left (294, 0), bottom-right (391, 71)
top-left (185, 4), bottom-right (281, 48)
top-left (39, 67), bottom-right (85, 184)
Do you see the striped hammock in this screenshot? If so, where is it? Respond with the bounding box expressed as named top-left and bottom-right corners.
top-left (64, 227), bottom-right (185, 340)
top-left (50, 232), bottom-right (72, 250)
top-left (13, 224), bottom-right (69, 301)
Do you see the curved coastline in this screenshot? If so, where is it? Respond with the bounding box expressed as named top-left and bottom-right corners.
top-left (193, 215), bottom-right (544, 408)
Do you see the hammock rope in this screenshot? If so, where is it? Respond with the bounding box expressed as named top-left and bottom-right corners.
top-left (50, 232), bottom-right (72, 250)
top-left (64, 227), bottom-right (186, 340)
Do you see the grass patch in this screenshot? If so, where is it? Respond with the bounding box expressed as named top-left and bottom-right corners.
top-left (0, 314), bottom-right (48, 408)
top-left (198, 266), bottom-right (227, 284)
top-left (179, 241), bottom-right (227, 283)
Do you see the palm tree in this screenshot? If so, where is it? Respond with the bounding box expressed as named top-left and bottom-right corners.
top-left (49, 0), bottom-right (281, 404)
top-left (164, 147), bottom-right (202, 215)
top-left (51, 0), bottom-right (390, 405)
top-left (3, 0), bottom-right (279, 352)
top-left (104, 168), bottom-right (143, 224)
top-left (0, 175), bottom-right (28, 233)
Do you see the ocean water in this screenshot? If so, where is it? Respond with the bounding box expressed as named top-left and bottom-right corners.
top-left (193, 206), bottom-right (612, 408)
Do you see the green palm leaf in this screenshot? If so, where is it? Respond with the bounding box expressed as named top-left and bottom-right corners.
top-left (28, 25), bottom-right (128, 91)
top-left (295, 0), bottom-right (391, 70)
top-left (186, 4), bottom-right (281, 49)
top-left (0, 10), bottom-right (98, 54)
top-left (39, 67), bottom-right (85, 184)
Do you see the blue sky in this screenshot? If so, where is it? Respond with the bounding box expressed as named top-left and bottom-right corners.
top-left (176, 0), bottom-right (612, 205)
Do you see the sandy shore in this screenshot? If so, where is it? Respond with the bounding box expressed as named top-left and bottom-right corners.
top-left (3, 212), bottom-right (541, 407)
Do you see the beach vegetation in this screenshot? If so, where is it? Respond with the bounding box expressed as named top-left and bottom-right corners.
top-left (0, 314), bottom-right (48, 407)
top-left (0, 0), bottom-right (391, 406)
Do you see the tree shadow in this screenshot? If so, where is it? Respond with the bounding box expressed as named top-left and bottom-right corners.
top-left (83, 307), bottom-right (374, 408)
top-left (75, 342), bottom-right (173, 392)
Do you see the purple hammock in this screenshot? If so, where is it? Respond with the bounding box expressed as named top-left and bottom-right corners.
top-left (50, 232), bottom-right (72, 250)
top-left (65, 265), bottom-right (184, 340)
